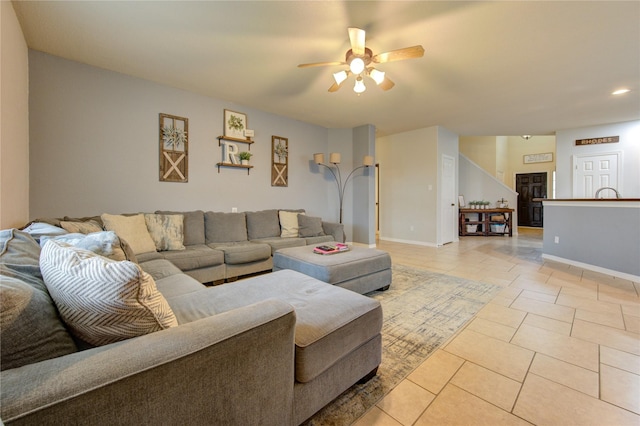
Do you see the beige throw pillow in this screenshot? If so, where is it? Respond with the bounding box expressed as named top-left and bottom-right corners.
top-left (279, 210), bottom-right (304, 238)
top-left (144, 214), bottom-right (185, 251)
top-left (40, 239), bottom-right (178, 346)
top-left (60, 220), bottom-right (103, 234)
top-left (101, 213), bottom-right (157, 254)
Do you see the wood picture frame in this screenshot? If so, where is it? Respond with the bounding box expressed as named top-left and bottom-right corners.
top-left (271, 135), bottom-right (288, 187)
top-left (159, 113), bottom-right (188, 183)
top-left (224, 109), bottom-right (248, 139)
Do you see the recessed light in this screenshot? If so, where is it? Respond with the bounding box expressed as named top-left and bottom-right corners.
top-left (612, 89), bottom-right (630, 95)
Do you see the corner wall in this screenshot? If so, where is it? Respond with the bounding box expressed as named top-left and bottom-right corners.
top-left (0, 2), bottom-right (29, 228)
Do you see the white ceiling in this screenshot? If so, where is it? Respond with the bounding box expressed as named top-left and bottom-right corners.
top-left (12, 1), bottom-right (640, 136)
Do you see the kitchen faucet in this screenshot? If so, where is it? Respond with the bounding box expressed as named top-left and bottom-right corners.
top-left (595, 187), bottom-right (620, 198)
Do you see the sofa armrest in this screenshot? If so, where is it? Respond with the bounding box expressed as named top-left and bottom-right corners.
top-left (322, 221), bottom-right (345, 243)
top-left (1, 299), bottom-right (296, 426)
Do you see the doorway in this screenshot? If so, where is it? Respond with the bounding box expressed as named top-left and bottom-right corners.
top-left (573, 152), bottom-right (621, 198)
top-left (516, 172), bottom-right (547, 227)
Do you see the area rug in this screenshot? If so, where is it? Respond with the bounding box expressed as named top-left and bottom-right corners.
top-left (302, 264), bottom-right (502, 425)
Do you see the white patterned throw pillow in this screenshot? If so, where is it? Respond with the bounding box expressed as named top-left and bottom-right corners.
top-left (40, 239), bottom-right (178, 346)
top-left (144, 213), bottom-right (185, 251)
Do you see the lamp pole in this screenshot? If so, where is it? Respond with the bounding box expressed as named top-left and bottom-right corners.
top-left (313, 153), bottom-right (374, 224)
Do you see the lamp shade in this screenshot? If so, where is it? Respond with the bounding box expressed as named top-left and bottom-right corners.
top-left (313, 153), bottom-right (324, 164)
top-left (363, 155), bottom-right (374, 166)
top-left (349, 57), bottom-right (365, 75)
top-left (329, 153), bottom-right (341, 164)
top-left (369, 69), bottom-right (385, 85)
top-left (333, 70), bottom-right (348, 85)
top-left (354, 77), bottom-right (366, 93)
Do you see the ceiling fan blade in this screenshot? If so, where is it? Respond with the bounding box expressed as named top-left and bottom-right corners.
top-left (328, 82), bottom-right (342, 92)
top-left (379, 76), bottom-right (395, 91)
top-left (298, 61), bottom-right (346, 68)
top-left (348, 27), bottom-right (366, 56)
top-left (372, 45), bottom-right (425, 64)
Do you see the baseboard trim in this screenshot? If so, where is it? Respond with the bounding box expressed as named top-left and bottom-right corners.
top-left (542, 254), bottom-right (640, 282)
top-left (378, 237), bottom-right (439, 248)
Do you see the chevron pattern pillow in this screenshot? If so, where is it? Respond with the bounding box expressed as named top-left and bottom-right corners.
top-left (40, 239), bottom-right (178, 346)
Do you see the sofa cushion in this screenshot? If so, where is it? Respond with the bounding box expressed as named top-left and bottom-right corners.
top-left (205, 212), bottom-right (248, 244)
top-left (102, 213), bottom-right (157, 255)
top-left (163, 269), bottom-right (382, 383)
top-left (208, 242), bottom-right (271, 265)
top-left (59, 219), bottom-right (103, 234)
top-left (156, 210), bottom-right (205, 246)
top-left (144, 213), bottom-right (186, 251)
top-left (303, 235), bottom-right (334, 245)
top-left (159, 244), bottom-right (224, 270)
top-left (279, 210), bottom-right (303, 238)
top-left (297, 214), bottom-right (326, 237)
top-left (246, 209), bottom-right (281, 240)
top-left (0, 229), bottom-right (77, 370)
top-left (250, 237), bottom-right (306, 255)
top-left (40, 239), bottom-right (178, 346)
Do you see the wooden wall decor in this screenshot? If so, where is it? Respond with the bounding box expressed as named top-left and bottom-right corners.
top-left (159, 113), bottom-right (188, 182)
top-left (271, 135), bottom-right (288, 187)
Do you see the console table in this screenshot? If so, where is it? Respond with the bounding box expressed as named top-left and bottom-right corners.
top-left (459, 208), bottom-right (514, 237)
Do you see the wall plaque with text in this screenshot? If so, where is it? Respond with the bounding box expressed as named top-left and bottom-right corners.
top-left (575, 136), bottom-right (619, 146)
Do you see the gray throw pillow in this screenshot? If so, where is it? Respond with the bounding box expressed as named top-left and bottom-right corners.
top-left (297, 214), bottom-right (326, 237)
top-left (0, 229), bottom-right (77, 370)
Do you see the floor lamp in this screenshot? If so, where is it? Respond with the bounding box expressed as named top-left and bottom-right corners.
top-left (313, 153), bottom-right (374, 224)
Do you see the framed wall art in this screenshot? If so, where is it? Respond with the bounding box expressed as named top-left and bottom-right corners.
top-left (224, 109), bottom-right (248, 140)
top-left (523, 152), bottom-right (553, 164)
top-left (159, 113), bottom-right (188, 183)
top-left (271, 135), bottom-right (288, 187)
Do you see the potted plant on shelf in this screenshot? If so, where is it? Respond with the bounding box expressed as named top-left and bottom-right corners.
top-left (238, 151), bottom-right (252, 166)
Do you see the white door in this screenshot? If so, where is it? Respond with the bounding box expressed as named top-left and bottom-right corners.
top-left (573, 152), bottom-right (621, 198)
top-left (440, 155), bottom-right (456, 245)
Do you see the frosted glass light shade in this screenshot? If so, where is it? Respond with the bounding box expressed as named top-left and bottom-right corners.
top-left (354, 77), bottom-right (366, 93)
top-left (349, 57), bottom-right (365, 75)
top-left (333, 70), bottom-right (348, 85)
top-left (369, 69), bottom-right (385, 85)
top-left (314, 153), bottom-right (324, 164)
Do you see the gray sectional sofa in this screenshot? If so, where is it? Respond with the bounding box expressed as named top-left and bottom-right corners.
top-left (32, 209), bottom-right (344, 283)
top-left (1, 210), bottom-right (381, 425)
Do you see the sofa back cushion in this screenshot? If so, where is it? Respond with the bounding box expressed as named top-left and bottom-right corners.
top-left (0, 229), bottom-right (77, 370)
top-left (40, 239), bottom-right (178, 346)
top-left (246, 209), bottom-right (281, 240)
top-left (205, 212), bottom-right (248, 244)
top-left (156, 210), bottom-right (205, 246)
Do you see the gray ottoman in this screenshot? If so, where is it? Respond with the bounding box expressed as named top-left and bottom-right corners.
top-left (273, 244), bottom-right (392, 294)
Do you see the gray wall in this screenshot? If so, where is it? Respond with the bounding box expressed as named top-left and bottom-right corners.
top-left (542, 203), bottom-right (640, 278)
top-left (28, 51), bottom-right (335, 221)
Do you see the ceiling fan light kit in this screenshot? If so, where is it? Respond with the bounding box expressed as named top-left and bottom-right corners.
top-left (298, 27), bottom-right (424, 95)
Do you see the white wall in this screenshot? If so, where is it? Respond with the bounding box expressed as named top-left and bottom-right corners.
top-left (28, 51), bottom-right (335, 221)
top-left (0, 2), bottom-right (30, 228)
top-left (377, 126), bottom-right (440, 246)
top-left (556, 120), bottom-right (640, 198)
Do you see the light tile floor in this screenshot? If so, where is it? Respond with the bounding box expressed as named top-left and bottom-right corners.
top-left (353, 229), bottom-right (640, 426)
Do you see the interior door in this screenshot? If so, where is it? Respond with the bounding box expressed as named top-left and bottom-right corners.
top-left (573, 152), bottom-right (620, 198)
top-left (440, 155), bottom-right (456, 244)
top-left (516, 173), bottom-right (546, 227)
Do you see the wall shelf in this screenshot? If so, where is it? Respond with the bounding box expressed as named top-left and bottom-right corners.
top-left (216, 162), bottom-right (253, 175)
top-left (217, 136), bottom-right (253, 149)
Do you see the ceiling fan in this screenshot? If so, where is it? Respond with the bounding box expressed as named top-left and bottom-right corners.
top-left (298, 27), bottom-right (424, 94)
